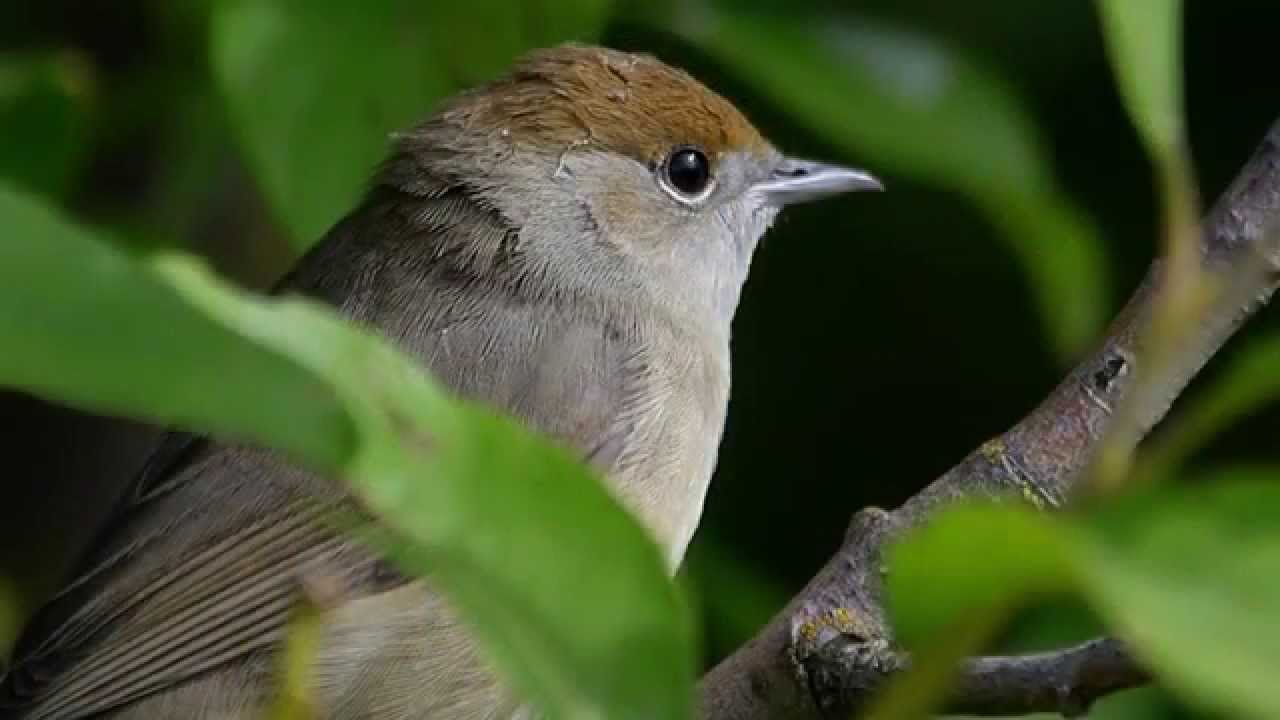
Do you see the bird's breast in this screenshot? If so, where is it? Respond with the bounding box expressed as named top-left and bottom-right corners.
top-left (608, 327), bottom-right (731, 570)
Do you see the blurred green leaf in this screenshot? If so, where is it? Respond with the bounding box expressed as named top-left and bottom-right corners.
top-left (212, 0), bottom-right (614, 251)
top-left (0, 185), bottom-right (694, 720)
top-left (211, 0), bottom-right (451, 248)
top-left (1143, 335), bottom-right (1280, 475)
top-left (428, 0), bottom-right (613, 86)
top-left (680, 541), bottom-right (785, 652)
top-left (0, 52), bottom-right (92, 198)
top-left (1095, 0), bottom-right (1184, 162)
top-left (679, 9), bottom-right (1107, 358)
top-left (886, 502), bottom-right (1073, 650)
top-left (888, 476), bottom-right (1280, 719)
top-left (0, 181), bottom-right (355, 466)
top-left (267, 595), bottom-right (325, 720)
top-left (865, 609), bottom-right (1006, 720)
top-left (1092, 0), bottom-right (1200, 495)
top-left (1080, 474), bottom-right (1280, 720)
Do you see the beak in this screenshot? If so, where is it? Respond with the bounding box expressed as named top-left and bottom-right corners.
top-left (755, 157), bottom-right (883, 207)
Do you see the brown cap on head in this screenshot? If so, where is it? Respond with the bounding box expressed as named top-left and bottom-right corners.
top-left (441, 44), bottom-right (771, 167)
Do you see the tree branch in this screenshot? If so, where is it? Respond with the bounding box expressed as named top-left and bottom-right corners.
top-left (699, 118), bottom-right (1280, 719)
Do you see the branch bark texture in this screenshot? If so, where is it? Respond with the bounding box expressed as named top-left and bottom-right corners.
top-left (699, 119), bottom-right (1280, 719)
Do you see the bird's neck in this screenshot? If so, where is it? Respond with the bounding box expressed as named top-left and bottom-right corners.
top-left (366, 165), bottom-right (744, 344)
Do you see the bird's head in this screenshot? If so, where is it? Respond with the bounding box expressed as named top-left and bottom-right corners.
top-left (381, 44), bottom-right (880, 328)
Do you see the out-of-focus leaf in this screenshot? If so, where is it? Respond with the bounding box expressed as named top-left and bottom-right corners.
top-left (0, 182), bottom-right (355, 466)
top-left (211, 0), bottom-right (450, 248)
top-left (160, 255), bottom-right (694, 720)
top-left (1143, 335), bottom-right (1280, 475)
top-left (678, 9), bottom-right (1107, 358)
top-left (267, 595), bottom-right (325, 720)
top-left (887, 475), bottom-right (1280, 720)
top-left (1095, 0), bottom-right (1184, 162)
top-left (880, 504), bottom-right (1075, 717)
top-left (680, 541), bottom-right (785, 651)
top-left (212, 0), bottom-right (614, 251)
top-left (1088, 686), bottom-right (1189, 720)
top-left (864, 609), bottom-right (1006, 720)
top-left (886, 503), bottom-right (1073, 650)
top-left (1079, 473), bottom-right (1280, 720)
top-left (0, 185), bottom-right (693, 720)
top-left (428, 0), bottom-right (613, 87)
top-left (0, 52), bottom-right (92, 198)
top-left (1091, 0), bottom-right (1200, 495)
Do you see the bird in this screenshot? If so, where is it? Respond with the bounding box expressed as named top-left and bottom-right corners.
top-left (0, 44), bottom-right (880, 719)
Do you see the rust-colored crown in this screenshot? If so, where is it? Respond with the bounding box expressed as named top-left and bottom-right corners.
top-left (440, 44), bottom-right (771, 167)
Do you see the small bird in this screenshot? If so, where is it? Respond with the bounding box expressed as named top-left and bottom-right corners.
top-left (1, 45), bottom-right (879, 719)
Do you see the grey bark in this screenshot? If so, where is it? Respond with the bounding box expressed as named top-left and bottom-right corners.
top-left (699, 118), bottom-right (1280, 719)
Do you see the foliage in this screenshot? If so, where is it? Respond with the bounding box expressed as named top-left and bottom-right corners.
top-left (1, 0), bottom-right (1277, 718)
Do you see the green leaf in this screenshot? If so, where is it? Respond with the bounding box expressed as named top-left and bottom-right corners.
top-left (677, 9), bottom-right (1107, 358)
top-left (887, 477), bottom-right (1280, 720)
top-left (865, 609), bottom-right (1006, 720)
top-left (210, 0), bottom-right (451, 248)
top-left (1079, 475), bottom-right (1280, 720)
top-left (0, 182), bottom-right (355, 466)
top-left (0, 52), bottom-right (93, 198)
top-left (267, 595), bottom-right (326, 720)
top-left (427, 0), bottom-right (614, 87)
top-left (211, 0), bottom-right (614, 251)
top-left (680, 541), bottom-right (785, 651)
top-left (880, 503), bottom-right (1075, 717)
top-left (1095, 0), bottom-right (1184, 161)
top-left (0, 184), bottom-right (693, 719)
top-left (886, 502), bottom-right (1074, 650)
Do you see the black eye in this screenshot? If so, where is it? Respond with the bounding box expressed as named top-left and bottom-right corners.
top-left (664, 147), bottom-right (712, 198)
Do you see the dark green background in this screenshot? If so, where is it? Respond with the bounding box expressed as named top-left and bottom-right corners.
top-left (1, 2), bottom-right (1275, 715)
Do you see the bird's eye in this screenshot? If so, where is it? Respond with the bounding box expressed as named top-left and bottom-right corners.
top-left (662, 147), bottom-right (713, 201)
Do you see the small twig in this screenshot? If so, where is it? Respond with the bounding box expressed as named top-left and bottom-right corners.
top-left (699, 119), bottom-right (1280, 720)
top-left (950, 638), bottom-right (1151, 717)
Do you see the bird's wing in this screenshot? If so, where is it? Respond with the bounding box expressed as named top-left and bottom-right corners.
top-left (0, 186), bottom-right (649, 719)
top-left (0, 441), bottom-right (392, 720)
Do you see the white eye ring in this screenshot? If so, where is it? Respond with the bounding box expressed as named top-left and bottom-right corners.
top-left (657, 146), bottom-right (716, 205)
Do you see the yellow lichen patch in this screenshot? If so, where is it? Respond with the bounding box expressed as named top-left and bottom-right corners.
top-left (979, 437), bottom-right (1006, 462)
top-left (795, 607), bottom-right (876, 648)
top-left (443, 44), bottom-right (771, 166)
top-left (980, 437), bottom-right (1058, 509)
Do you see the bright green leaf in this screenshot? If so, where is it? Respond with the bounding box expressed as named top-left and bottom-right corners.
top-left (0, 182), bottom-right (355, 466)
top-left (0, 52), bottom-right (92, 198)
top-left (677, 9), bottom-right (1108, 358)
top-left (157, 254), bottom-right (695, 720)
top-left (886, 502), bottom-right (1074, 650)
top-left (887, 477), bottom-right (1280, 720)
top-left (1, 185), bottom-right (694, 719)
top-left (1078, 475), bottom-right (1280, 720)
top-left (211, 0), bottom-right (451, 248)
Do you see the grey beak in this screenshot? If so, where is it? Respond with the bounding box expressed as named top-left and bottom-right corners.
top-left (756, 157), bottom-right (883, 206)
